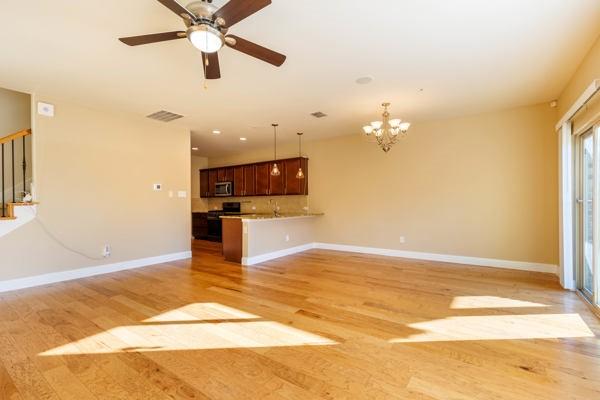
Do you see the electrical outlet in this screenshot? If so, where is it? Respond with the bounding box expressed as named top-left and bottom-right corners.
top-left (399, 236), bottom-right (406, 244)
top-left (168, 191), bottom-right (174, 198)
top-left (102, 245), bottom-right (111, 258)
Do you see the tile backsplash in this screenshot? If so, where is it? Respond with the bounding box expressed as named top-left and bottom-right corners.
top-left (208, 195), bottom-right (310, 214)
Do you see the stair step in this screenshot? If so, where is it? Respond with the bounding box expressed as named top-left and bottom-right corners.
top-left (2, 202), bottom-right (38, 220)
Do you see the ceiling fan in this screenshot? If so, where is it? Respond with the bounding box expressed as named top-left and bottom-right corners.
top-left (119, 0), bottom-right (286, 79)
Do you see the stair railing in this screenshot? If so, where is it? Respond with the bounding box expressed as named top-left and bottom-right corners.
top-left (1, 129), bottom-right (32, 218)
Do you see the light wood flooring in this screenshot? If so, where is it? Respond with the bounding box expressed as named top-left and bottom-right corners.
top-left (0, 240), bottom-right (599, 399)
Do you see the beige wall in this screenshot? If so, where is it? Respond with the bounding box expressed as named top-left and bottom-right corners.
top-left (0, 97), bottom-right (191, 280)
top-left (0, 87), bottom-right (30, 138)
top-left (211, 103), bottom-right (558, 265)
top-left (244, 217), bottom-right (316, 260)
top-left (191, 155), bottom-right (208, 212)
top-left (558, 34), bottom-right (600, 117)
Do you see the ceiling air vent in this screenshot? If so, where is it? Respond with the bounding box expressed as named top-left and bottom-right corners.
top-left (146, 110), bottom-right (184, 122)
top-left (310, 111), bottom-right (328, 118)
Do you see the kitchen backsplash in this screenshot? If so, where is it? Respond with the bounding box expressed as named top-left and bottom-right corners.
top-left (207, 195), bottom-right (310, 214)
top-left (192, 198), bottom-right (208, 213)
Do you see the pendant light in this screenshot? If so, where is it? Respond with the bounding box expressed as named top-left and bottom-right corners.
top-left (296, 132), bottom-right (305, 179)
top-left (271, 123), bottom-right (280, 176)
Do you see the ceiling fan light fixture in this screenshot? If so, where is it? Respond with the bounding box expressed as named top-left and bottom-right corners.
top-left (188, 25), bottom-right (224, 53)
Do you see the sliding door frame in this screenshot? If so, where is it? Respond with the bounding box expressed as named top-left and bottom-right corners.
top-left (574, 125), bottom-right (600, 305)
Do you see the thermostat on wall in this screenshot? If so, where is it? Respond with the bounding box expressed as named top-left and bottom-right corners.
top-left (153, 183), bottom-right (162, 191)
top-left (37, 102), bottom-right (55, 117)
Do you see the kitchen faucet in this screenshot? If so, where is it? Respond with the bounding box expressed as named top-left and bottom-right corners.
top-left (269, 199), bottom-right (281, 217)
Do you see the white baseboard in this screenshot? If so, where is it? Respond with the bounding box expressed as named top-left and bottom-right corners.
top-left (314, 243), bottom-right (558, 274)
top-left (242, 243), bottom-right (315, 266)
top-left (0, 251), bottom-right (192, 293)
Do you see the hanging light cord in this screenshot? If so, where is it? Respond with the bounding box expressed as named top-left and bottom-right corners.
top-left (273, 124), bottom-right (278, 161)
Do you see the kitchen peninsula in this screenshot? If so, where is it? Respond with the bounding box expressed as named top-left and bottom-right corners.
top-left (221, 213), bottom-right (323, 265)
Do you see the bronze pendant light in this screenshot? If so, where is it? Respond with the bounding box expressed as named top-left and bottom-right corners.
top-left (271, 123), bottom-right (280, 176)
top-left (296, 132), bottom-right (305, 179)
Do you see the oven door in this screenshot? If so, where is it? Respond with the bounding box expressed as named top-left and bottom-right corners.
top-left (215, 182), bottom-right (232, 197)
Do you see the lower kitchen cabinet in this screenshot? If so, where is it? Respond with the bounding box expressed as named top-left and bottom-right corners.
top-left (192, 212), bottom-right (208, 240)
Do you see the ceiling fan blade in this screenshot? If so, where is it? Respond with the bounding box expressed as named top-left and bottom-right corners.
top-left (201, 52), bottom-right (221, 79)
top-left (119, 31), bottom-right (186, 46)
top-left (214, 0), bottom-right (271, 28)
top-left (156, 0), bottom-right (196, 20)
top-left (225, 35), bottom-right (286, 67)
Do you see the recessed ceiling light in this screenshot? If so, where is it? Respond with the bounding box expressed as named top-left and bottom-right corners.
top-left (212, 130), bottom-right (221, 135)
top-left (240, 137), bottom-right (247, 141)
top-left (356, 76), bottom-right (373, 85)
top-left (192, 147), bottom-right (199, 151)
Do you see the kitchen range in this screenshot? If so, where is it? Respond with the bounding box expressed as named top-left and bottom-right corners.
top-left (206, 202), bottom-right (242, 242)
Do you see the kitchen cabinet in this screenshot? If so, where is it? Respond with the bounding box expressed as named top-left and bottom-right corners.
top-left (199, 157), bottom-right (308, 198)
top-left (284, 158), bottom-right (308, 195)
top-left (243, 165), bottom-right (256, 196)
top-left (208, 170), bottom-right (218, 197)
top-left (255, 162), bottom-right (271, 195)
top-left (233, 166), bottom-right (245, 197)
top-left (192, 212), bottom-right (208, 240)
top-left (269, 162), bottom-right (284, 195)
top-left (200, 170), bottom-right (209, 198)
top-left (218, 167), bottom-right (233, 182)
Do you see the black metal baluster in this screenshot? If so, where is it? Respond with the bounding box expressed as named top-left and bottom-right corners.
top-left (22, 135), bottom-right (26, 196)
top-left (1, 143), bottom-right (4, 217)
top-left (11, 140), bottom-right (15, 203)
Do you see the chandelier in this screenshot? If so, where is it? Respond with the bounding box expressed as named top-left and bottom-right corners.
top-left (362, 103), bottom-right (411, 153)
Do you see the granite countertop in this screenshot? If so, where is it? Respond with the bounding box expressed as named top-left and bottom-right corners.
top-left (220, 213), bottom-right (324, 221)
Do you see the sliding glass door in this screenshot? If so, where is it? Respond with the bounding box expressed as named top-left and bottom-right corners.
top-left (577, 127), bottom-right (598, 304)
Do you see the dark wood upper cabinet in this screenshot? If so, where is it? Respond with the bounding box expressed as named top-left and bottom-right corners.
top-left (255, 162), bottom-right (270, 195)
top-left (269, 161), bottom-right (284, 195)
top-left (243, 165), bottom-right (256, 196)
top-left (233, 166), bottom-right (245, 197)
top-left (218, 167), bottom-right (233, 182)
top-left (200, 157), bottom-right (307, 198)
top-left (208, 170), bottom-right (218, 197)
top-left (200, 170), bottom-right (209, 198)
top-left (284, 158), bottom-right (308, 195)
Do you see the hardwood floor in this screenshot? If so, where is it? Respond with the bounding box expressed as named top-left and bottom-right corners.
top-left (1, 240), bottom-right (599, 399)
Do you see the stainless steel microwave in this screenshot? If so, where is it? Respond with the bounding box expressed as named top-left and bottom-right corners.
top-left (215, 182), bottom-right (233, 197)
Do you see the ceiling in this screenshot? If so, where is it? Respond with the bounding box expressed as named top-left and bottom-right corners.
top-left (1, 0), bottom-right (599, 157)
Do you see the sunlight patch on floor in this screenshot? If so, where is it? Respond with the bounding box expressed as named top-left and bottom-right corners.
top-left (450, 296), bottom-right (548, 309)
top-left (389, 313), bottom-right (595, 343)
top-left (39, 303), bottom-right (337, 356)
top-left (143, 302), bottom-right (260, 323)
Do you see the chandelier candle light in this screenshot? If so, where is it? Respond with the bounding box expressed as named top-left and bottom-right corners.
top-left (363, 102), bottom-right (411, 153)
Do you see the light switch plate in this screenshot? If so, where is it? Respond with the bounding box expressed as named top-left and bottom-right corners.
top-left (37, 102), bottom-right (55, 117)
top-left (178, 191), bottom-right (187, 198)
